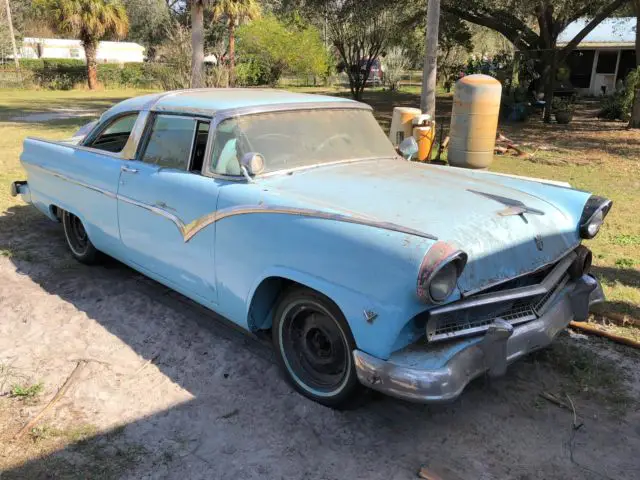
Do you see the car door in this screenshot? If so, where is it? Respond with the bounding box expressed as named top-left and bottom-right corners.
top-left (116, 113), bottom-right (221, 305)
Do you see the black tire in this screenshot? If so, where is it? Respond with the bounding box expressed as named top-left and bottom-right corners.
top-left (272, 286), bottom-right (364, 409)
top-left (62, 210), bottom-right (99, 264)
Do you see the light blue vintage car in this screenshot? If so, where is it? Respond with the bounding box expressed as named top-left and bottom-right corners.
top-left (12, 89), bottom-right (611, 408)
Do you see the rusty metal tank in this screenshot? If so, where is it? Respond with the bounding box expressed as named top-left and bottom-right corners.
top-left (448, 74), bottom-right (502, 169)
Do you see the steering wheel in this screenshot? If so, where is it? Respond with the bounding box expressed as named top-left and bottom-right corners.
top-left (314, 133), bottom-right (351, 153)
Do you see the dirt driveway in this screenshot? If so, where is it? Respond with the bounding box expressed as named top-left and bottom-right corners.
top-left (1, 204), bottom-right (639, 479)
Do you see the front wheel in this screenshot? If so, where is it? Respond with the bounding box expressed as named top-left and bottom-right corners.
top-left (62, 210), bottom-right (99, 264)
top-left (272, 287), bottom-right (364, 408)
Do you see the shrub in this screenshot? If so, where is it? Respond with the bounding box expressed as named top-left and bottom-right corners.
top-left (598, 68), bottom-right (640, 122)
top-left (236, 15), bottom-right (329, 86)
top-left (383, 48), bottom-right (409, 91)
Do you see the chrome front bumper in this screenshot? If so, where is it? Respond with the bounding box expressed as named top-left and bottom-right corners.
top-left (10, 180), bottom-right (30, 202)
top-left (353, 275), bottom-right (604, 403)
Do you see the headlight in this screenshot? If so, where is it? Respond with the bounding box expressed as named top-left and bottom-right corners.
top-left (428, 262), bottom-right (459, 302)
top-left (417, 242), bottom-right (467, 304)
top-left (579, 195), bottom-right (612, 239)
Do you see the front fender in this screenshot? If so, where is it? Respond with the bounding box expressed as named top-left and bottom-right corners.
top-left (245, 265), bottom-right (425, 359)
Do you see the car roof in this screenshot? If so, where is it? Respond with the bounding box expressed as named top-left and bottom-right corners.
top-left (101, 88), bottom-right (363, 121)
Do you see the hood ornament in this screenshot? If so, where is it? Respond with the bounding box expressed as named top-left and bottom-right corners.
top-left (467, 189), bottom-right (545, 221)
top-left (535, 234), bottom-right (544, 251)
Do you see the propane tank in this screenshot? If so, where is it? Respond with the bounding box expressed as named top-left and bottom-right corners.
top-left (412, 115), bottom-right (435, 162)
top-left (388, 107), bottom-right (421, 146)
top-left (448, 74), bottom-right (502, 169)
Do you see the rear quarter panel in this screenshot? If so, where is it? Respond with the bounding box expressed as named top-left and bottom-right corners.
top-left (20, 138), bottom-right (122, 252)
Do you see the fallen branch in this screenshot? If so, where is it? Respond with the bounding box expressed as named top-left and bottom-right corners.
top-left (569, 321), bottom-right (640, 349)
top-left (539, 391), bottom-right (573, 411)
top-left (13, 360), bottom-right (87, 440)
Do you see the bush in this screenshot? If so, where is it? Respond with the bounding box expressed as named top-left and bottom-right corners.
top-left (598, 68), bottom-right (640, 122)
top-left (236, 15), bottom-right (329, 86)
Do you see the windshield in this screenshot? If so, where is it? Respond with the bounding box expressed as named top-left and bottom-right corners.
top-left (209, 108), bottom-right (396, 175)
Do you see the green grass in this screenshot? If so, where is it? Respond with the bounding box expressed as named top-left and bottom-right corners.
top-left (10, 382), bottom-right (44, 398)
top-left (1, 86), bottom-right (638, 341)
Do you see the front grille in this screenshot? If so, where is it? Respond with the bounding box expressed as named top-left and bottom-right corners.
top-left (426, 265), bottom-right (571, 343)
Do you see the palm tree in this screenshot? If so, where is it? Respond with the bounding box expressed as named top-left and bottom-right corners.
top-left (212, 0), bottom-right (261, 87)
top-left (43, 0), bottom-right (128, 90)
top-left (190, 0), bottom-right (206, 88)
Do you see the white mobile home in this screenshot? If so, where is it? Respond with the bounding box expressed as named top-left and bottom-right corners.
top-left (19, 38), bottom-right (145, 63)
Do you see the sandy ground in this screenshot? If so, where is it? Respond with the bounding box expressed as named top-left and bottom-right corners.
top-left (1, 205), bottom-right (639, 480)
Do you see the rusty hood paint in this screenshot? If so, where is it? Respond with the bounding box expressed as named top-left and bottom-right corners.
top-left (258, 158), bottom-right (591, 293)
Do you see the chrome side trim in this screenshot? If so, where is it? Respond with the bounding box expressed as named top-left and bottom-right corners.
top-left (28, 163), bottom-right (117, 199)
top-left (180, 205), bottom-right (438, 243)
top-left (29, 162), bottom-right (438, 242)
top-left (430, 252), bottom-right (576, 316)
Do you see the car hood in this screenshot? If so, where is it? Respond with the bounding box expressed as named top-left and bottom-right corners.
top-left (258, 159), bottom-right (582, 293)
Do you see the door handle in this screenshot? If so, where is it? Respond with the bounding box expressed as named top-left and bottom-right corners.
top-left (121, 166), bottom-right (139, 174)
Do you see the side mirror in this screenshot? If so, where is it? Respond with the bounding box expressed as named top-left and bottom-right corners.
top-left (398, 137), bottom-right (419, 161)
top-left (240, 152), bottom-right (265, 177)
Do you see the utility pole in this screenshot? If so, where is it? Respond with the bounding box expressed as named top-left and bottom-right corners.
top-left (420, 0), bottom-right (440, 117)
top-left (3, 0), bottom-right (19, 70)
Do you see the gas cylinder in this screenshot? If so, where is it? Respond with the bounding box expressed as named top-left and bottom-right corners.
top-left (448, 74), bottom-right (502, 169)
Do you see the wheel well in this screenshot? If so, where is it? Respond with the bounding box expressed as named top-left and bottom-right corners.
top-left (248, 277), bottom-right (350, 333)
top-left (247, 277), bottom-right (295, 331)
top-left (49, 205), bottom-right (63, 222)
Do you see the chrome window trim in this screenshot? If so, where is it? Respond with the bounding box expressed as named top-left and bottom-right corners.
top-left (137, 112), bottom-right (208, 171)
top-left (26, 136), bottom-right (131, 161)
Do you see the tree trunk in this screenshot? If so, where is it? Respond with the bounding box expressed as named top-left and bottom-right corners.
top-left (542, 50), bottom-right (558, 123)
top-left (4, 0), bottom-right (19, 70)
top-left (629, 1), bottom-right (640, 128)
top-left (229, 21), bottom-right (236, 87)
top-left (190, 0), bottom-right (205, 88)
top-left (83, 40), bottom-right (98, 90)
top-left (420, 0), bottom-right (440, 117)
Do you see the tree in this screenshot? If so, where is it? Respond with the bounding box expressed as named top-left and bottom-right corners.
top-left (236, 15), bottom-right (328, 85)
top-left (322, 0), bottom-right (399, 100)
top-left (190, 0), bottom-right (206, 87)
top-left (3, 0), bottom-right (20, 69)
top-left (212, 0), bottom-right (261, 87)
top-left (383, 47), bottom-right (410, 91)
top-left (122, 0), bottom-right (170, 60)
top-left (630, 0), bottom-right (640, 128)
top-left (421, 0), bottom-right (441, 116)
top-left (37, 0), bottom-right (128, 89)
top-left (442, 0), bottom-right (630, 121)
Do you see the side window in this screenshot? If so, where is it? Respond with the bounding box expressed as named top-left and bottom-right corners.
top-left (210, 119), bottom-right (242, 176)
top-left (190, 121), bottom-right (210, 173)
top-left (141, 115), bottom-right (197, 171)
top-left (87, 113), bottom-right (138, 153)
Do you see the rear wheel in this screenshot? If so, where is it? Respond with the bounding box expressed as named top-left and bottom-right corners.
top-left (272, 287), bottom-right (363, 408)
top-left (62, 210), bottom-right (99, 264)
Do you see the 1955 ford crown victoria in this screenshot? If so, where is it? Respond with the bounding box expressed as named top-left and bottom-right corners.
top-left (12, 89), bottom-right (611, 408)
